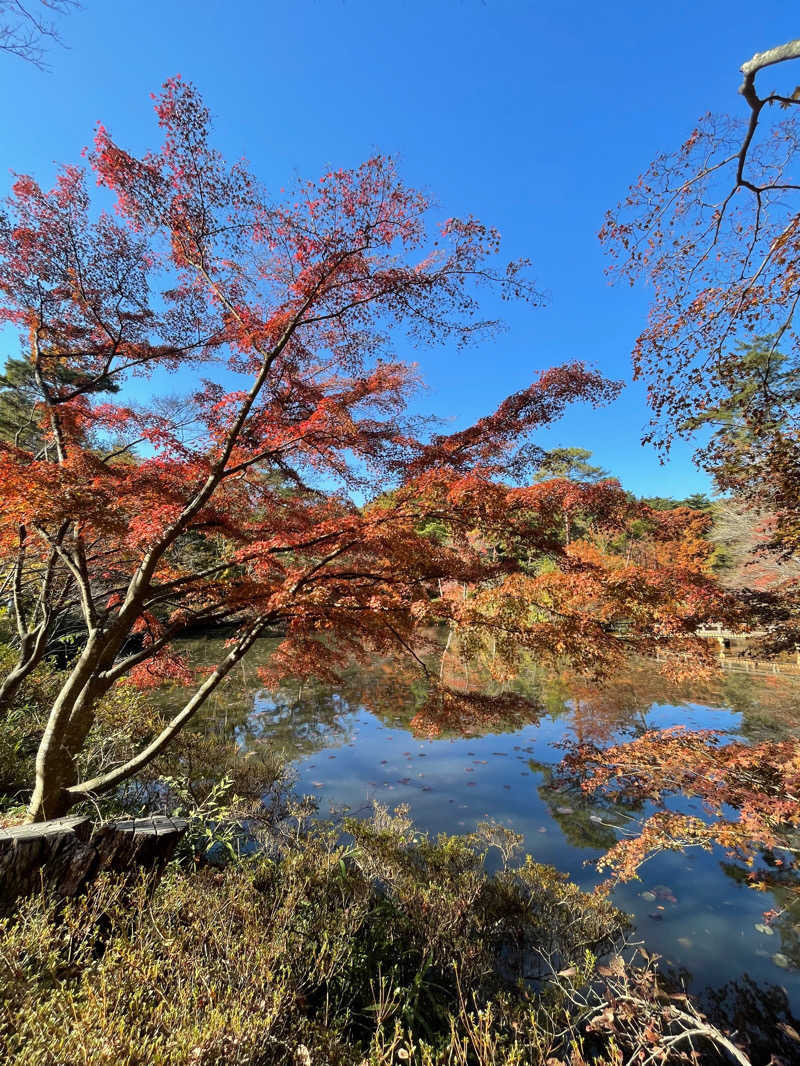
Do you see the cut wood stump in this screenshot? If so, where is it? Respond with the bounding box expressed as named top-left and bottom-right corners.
top-left (0, 815), bottom-right (188, 916)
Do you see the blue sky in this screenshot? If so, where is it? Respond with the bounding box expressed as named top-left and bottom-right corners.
top-left (1, 1), bottom-right (797, 497)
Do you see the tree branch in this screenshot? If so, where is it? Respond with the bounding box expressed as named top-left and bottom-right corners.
top-left (66, 612), bottom-right (276, 798)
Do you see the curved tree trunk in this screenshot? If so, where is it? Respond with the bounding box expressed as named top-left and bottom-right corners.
top-left (27, 629), bottom-right (112, 822)
top-left (26, 613), bottom-right (274, 822)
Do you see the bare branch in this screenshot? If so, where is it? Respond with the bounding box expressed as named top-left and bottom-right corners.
top-left (0, 1), bottom-right (80, 70)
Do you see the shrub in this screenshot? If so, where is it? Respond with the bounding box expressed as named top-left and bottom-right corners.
top-left (0, 806), bottom-right (627, 1066)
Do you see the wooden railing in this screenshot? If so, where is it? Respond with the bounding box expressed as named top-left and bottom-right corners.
top-left (653, 648), bottom-right (800, 678)
top-left (715, 655), bottom-right (800, 677)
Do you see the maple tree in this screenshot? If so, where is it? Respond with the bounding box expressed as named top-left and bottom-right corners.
top-left (0, 78), bottom-right (725, 822)
top-left (560, 727), bottom-right (800, 912)
top-left (601, 39), bottom-right (800, 583)
top-left (713, 496), bottom-right (800, 597)
top-left (562, 38), bottom-right (800, 907)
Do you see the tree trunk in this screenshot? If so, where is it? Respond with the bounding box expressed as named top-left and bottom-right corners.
top-left (0, 815), bottom-right (188, 916)
top-left (27, 630), bottom-right (107, 821)
top-left (26, 619), bottom-right (135, 821)
top-left (0, 659), bottom-right (38, 716)
top-left (27, 613), bottom-right (273, 822)
top-left (27, 747), bottom-right (78, 821)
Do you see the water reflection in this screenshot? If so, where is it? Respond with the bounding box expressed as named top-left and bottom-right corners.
top-left (528, 757), bottom-right (625, 852)
top-left (163, 635), bottom-right (800, 752)
top-left (703, 975), bottom-right (800, 1066)
top-left (721, 859), bottom-right (800, 972)
top-left (155, 635), bottom-right (800, 1012)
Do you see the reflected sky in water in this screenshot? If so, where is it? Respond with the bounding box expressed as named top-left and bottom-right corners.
top-left (163, 637), bottom-right (800, 1009)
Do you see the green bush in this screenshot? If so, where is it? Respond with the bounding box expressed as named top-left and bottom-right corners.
top-left (0, 643), bottom-right (59, 810)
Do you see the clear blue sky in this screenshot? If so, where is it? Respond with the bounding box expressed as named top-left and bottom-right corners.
top-left (1, 1), bottom-right (797, 497)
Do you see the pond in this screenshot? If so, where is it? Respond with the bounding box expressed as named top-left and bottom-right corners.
top-left (159, 636), bottom-right (800, 1017)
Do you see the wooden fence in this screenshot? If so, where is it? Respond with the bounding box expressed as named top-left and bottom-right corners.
top-left (715, 655), bottom-right (800, 678)
top-left (653, 649), bottom-right (800, 678)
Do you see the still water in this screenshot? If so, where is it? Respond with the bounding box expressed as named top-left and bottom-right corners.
top-left (164, 637), bottom-right (800, 1012)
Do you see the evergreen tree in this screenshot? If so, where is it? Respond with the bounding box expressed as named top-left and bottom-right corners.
top-left (533, 446), bottom-right (608, 483)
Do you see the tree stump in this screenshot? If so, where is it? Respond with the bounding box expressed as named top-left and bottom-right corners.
top-left (0, 815), bottom-right (188, 916)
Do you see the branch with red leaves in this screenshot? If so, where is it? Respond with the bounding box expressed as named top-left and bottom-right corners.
top-left (560, 727), bottom-right (800, 904)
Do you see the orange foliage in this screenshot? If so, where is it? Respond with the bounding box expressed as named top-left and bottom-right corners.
top-left (561, 727), bottom-right (800, 902)
top-left (0, 77), bottom-right (733, 818)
